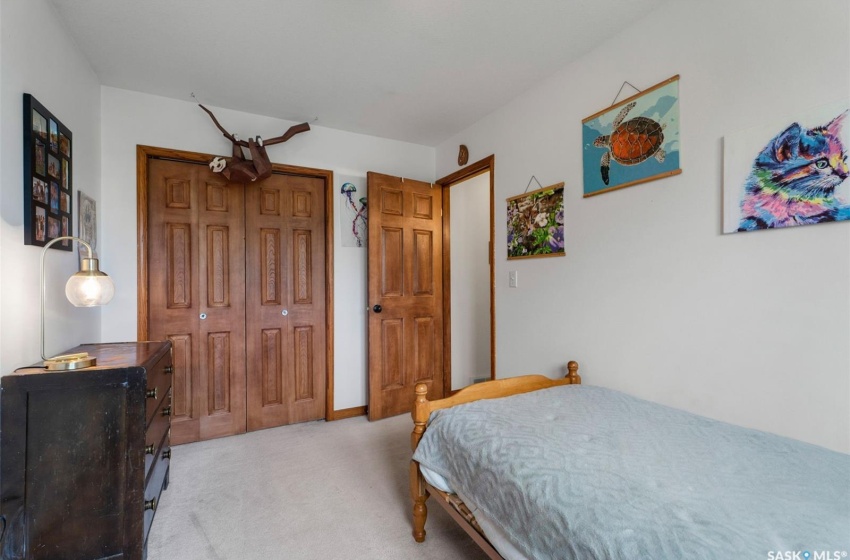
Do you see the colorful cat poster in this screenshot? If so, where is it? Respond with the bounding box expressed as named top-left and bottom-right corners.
top-left (339, 175), bottom-right (367, 248)
top-left (723, 100), bottom-right (850, 233)
top-left (582, 75), bottom-right (681, 197)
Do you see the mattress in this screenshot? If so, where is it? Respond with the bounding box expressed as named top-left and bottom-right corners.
top-left (413, 384), bottom-right (850, 560)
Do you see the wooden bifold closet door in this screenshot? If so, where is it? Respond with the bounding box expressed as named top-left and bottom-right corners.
top-left (146, 157), bottom-right (326, 445)
top-left (245, 174), bottom-right (327, 431)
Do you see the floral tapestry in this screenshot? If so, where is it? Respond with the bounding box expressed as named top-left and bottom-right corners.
top-left (506, 182), bottom-right (565, 260)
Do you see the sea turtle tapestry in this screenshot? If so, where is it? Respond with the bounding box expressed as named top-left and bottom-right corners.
top-left (506, 183), bottom-right (565, 260)
top-left (339, 175), bottom-right (368, 247)
top-left (582, 75), bottom-right (681, 197)
top-left (723, 100), bottom-right (850, 234)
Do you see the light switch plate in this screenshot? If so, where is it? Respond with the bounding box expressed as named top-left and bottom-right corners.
top-left (509, 270), bottom-right (518, 288)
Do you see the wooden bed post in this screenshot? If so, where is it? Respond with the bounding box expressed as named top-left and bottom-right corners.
top-left (566, 360), bottom-right (581, 384)
top-left (411, 383), bottom-right (431, 543)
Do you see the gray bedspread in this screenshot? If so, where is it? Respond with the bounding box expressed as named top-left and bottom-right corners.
top-left (412, 384), bottom-right (850, 560)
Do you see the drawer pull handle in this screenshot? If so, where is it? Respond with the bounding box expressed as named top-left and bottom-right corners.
top-left (164, 365), bottom-right (174, 374)
top-left (161, 406), bottom-right (172, 417)
top-left (144, 498), bottom-right (157, 511)
top-left (163, 449), bottom-right (171, 460)
top-left (145, 444), bottom-right (155, 455)
top-left (146, 388), bottom-right (157, 399)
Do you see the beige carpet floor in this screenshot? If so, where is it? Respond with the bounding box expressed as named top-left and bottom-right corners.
top-left (146, 414), bottom-right (489, 560)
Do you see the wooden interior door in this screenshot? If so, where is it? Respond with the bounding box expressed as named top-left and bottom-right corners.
top-left (148, 159), bottom-right (247, 444)
top-left (245, 173), bottom-right (327, 430)
top-left (367, 172), bottom-right (444, 420)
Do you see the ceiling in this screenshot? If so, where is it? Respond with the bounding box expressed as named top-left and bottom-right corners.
top-left (48, 0), bottom-right (665, 146)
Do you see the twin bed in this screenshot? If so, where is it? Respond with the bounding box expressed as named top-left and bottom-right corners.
top-left (410, 362), bottom-right (850, 559)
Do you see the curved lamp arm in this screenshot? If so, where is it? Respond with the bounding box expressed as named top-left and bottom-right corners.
top-left (40, 236), bottom-right (113, 362)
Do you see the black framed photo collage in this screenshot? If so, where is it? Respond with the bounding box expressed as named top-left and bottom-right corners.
top-left (24, 94), bottom-right (72, 250)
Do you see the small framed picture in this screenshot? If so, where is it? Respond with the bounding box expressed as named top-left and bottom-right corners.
top-left (50, 182), bottom-right (59, 214)
top-left (35, 140), bottom-right (46, 176)
top-left (49, 119), bottom-right (58, 152)
top-left (35, 207), bottom-right (46, 242)
top-left (33, 178), bottom-right (47, 204)
top-left (47, 216), bottom-right (59, 238)
top-left (32, 109), bottom-right (47, 140)
top-left (24, 94), bottom-right (72, 249)
top-left (59, 133), bottom-right (71, 158)
top-left (47, 154), bottom-right (60, 179)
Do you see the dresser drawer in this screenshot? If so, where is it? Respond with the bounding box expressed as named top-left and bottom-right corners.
top-left (145, 355), bottom-right (172, 427)
top-left (143, 439), bottom-right (170, 546)
top-left (144, 388), bottom-right (172, 483)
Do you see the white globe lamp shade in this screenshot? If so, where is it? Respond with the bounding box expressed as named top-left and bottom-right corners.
top-left (65, 267), bottom-right (115, 307)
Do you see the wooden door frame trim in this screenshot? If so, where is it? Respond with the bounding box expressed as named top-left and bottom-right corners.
top-left (435, 155), bottom-right (496, 397)
top-left (136, 145), bottom-right (337, 422)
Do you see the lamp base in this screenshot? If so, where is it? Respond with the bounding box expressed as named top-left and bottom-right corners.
top-left (44, 352), bottom-right (96, 371)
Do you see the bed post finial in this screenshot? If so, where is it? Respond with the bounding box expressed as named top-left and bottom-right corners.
top-left (566, 361), bottom-right (581, 384)
top-left (411, 383), bottom-right (429, 450)
top-left (414, 383), bottom-right (428, 402)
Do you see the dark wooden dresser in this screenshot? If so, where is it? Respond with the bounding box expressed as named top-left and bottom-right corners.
top-left (0, 341), bottom-right (173, 560)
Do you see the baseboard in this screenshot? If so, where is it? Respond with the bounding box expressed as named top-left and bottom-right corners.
top-left (328, 405), bottom-right (367, 421)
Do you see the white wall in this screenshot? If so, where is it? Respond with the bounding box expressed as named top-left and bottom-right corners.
top-left (0, 0), bottom-right (102, 372)
top-left (450, 172), bottom-right (491, 389)
top-left (436, 0), bottom-right (850, 452)
top-left (99, 87), bottom-right (434, 411)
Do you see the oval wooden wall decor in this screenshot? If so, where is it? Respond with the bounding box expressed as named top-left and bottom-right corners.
top-left (458, 145), bottom-right (469, 166)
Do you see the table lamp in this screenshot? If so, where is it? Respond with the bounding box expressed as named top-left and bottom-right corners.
top-left (41, 236), bottom-right (114, 370)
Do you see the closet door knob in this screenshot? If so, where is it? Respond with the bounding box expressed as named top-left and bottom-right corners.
top-left (373, 305), bottom-right (382, 313)
top-left (144, 498), bottom-right (157, 511)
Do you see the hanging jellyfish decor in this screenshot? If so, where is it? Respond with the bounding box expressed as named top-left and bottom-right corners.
top-left (341, 183), bottom-right (367, 247)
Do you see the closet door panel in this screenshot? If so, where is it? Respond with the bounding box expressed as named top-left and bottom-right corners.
top-left (148, 159), bottom-right (246, 444)
top-left (246, 173), bottom-right (326, 430)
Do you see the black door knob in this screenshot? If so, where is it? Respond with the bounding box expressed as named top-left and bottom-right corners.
top-left (373, 305), bottom-right (382, 313)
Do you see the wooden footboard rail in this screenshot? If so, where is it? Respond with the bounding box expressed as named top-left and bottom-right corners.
top-left (409, 361), bottom-right (581, 555)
